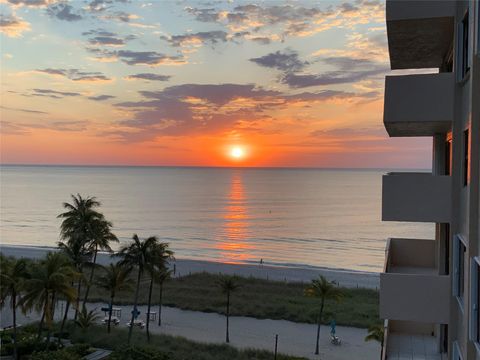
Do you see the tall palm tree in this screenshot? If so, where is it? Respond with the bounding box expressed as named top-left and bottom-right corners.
top-left (365, 323), bottom-right (385, 360)
top-left (157, 268), bottom-right (172, 327)
top-left (57, 194), bottom-right (104, 320)
top-left (145, 242), bottom-right (174, 341)
top-left (57, 240), bottom-right (91, 340)
top-left (0, 255), bottom-right (29, 360)
top-left (20, 252), bottom-right (77, 341)
top-left (95, 263), bottom-right (132, 333)
top-left (81, 219), bottom-right (118, 310)
top-left (116, 234), bottom-right (158, 344)
top-left (216, 276), bottom-right (241, 343)
top-left (304, 276), bottom-right (343, 355)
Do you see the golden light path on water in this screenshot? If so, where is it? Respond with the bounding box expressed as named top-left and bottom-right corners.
top-left (217, 172), bottom-right (255, 263)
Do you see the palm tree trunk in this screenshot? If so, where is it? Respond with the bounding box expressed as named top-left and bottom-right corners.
top-left (157, 282), bottom-right (163, 326)
top-left (59, 300), bottom-right (70, 344)
top-left (74, 278), bottom-right (82, 321)
top-left (226, 291), bottom-right (230, 343)
top-left (128, 269), bottom-right (142, 344)
top-left (37, 302), bottom-right (47, 340)
top-left (146, 276), bottom-right (154, 342)
top-left (314, 299), bottom-right (325, 355)
top-left (46, 292), bottom-right (56, 345)
top-left (82, 244), bottom-right (98, 310)
top-left (12, 292), bottom-right (18, 360)
top-left (107, 293), bottom-right (114, 334)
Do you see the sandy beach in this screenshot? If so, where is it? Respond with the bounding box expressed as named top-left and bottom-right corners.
top-left (0, 244), bottom-right (380, 359)
top-left (0, 244), bottom-right (379, 289)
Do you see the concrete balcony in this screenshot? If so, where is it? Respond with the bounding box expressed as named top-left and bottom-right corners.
top-left (384, 320), bottom-right (445, 360)
top-left (386, 0), bottom-right (455, 69)
top-left (383, 73), bottom-right (454, 137)
top-left (380, 238), bottom-right (450, 324)
top-left (382, 172), bottom-right (452, 223)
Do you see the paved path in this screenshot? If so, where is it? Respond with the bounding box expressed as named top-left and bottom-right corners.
top-left (1, 302), bottom-right (379, 360)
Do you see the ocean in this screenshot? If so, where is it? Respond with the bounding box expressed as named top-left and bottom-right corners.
top-left (0, 165), bottom-right (434, 272)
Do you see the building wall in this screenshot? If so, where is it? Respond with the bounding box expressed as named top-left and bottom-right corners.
top-left (451, 1), bottom-right (479, 359)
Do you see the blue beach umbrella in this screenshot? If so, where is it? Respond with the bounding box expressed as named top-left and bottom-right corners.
top-left (330, 319), bottom-right (336, 335)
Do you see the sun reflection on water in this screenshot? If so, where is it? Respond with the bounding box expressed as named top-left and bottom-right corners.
top-left (217, 172), bottom-right (254, 263)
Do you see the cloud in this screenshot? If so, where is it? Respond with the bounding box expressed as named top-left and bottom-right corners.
top-left (35, 68), bottom-right (112, 82)
top-left (249, 37), bottom-right (271, 45)
top-left (0, 105), bottom-right (48, 114)
top-left (47, 2), bottom-right (82, 21)
top-left (104, 11), bottom-right (138, 22)
top-left (184, 1), bottom-right (385, 42)
top-left (1, 120), bottom-right (89, 134)
top-left (279, 55), bottom-right (389, 88)
top-left (82, 29), bottom-right (134, 47)
top-left (4, 0), bottom-right (55, 7)
top-left (88, 94), bottom-right (115, 101)
top-left (282, 68), bottom-right (387, 88)
top-left (109, 83), bottom-right (373, 142)
top-left (87, 0), bottom-right (117, 12)
top-left (0, 14), bottom-right (30, 37)
top-left (249, 49), bottom-right (308, 72)
top-left (162, 30), bottom-right (228, 48)
top-left (87, 48), bottom-right (185, 66)
top-left (30, 88), bottom-right (82, 98)
top-left (124, 73), bottom-right (171, 81)
top-left (184, 7), bottom-right (220, 22)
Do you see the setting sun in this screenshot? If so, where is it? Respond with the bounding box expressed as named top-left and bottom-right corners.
top-left (230, 146), bottom-right (245, 160)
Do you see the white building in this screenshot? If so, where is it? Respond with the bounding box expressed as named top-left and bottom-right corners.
top-left (380, 1), bottom-right (479, 359)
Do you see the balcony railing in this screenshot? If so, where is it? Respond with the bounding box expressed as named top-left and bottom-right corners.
top-left (386, 0), bottom-right (455, 70)
top-left (380, 238), bottom-right (450, 324)
top-left (382, 172), bottom-right (451, 223)
top-left (383, 73), bottom-right (453, 137)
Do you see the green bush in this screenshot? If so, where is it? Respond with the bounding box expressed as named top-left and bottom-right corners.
top-left (29, 348), bottom-right (83, 360)
top-left (109, 346), bottom-right (170, 360)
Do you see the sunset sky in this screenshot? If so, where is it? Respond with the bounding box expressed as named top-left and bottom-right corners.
top-left (1, 0), bottom-right (432, 168)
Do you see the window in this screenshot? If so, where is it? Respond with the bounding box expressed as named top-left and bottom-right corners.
top-left (471, 258), bottom-right (480, 344)
top-left (463, 129), bottom-right (470, 186)
top-left (445, 137), bottom-right (452, 176)
top-left (476, 0), bottom-right (480, 55)
top-left (453, 341), bottom-right (464, 360)
top-left (458, 10), bottom-right (471, 80)
top-left (444, 223), bottom-right (450, 275)
top-left (454, 235), bottom-right (467, 306)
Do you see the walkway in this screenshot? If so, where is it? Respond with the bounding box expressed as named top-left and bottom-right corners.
top-left (1, 302), bottom-right (379, 360)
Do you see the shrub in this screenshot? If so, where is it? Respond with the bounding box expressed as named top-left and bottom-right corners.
top-left (109, 346), bottom-right (171, 360)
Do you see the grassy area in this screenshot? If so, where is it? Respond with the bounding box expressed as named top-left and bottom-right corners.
top-left (87, 272), bottom-right (379, 328)
top-left (67, 324), bottom-right (307, 360)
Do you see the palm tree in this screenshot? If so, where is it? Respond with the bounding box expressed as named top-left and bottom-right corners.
top-left (0, 255), bottom-right (29, 360)
top-left (216, 276), bottom-right (241, 343)
top-left (20, 252), bottom-right (77, 342)
top-left (304, 276), bottom-right (343, 355)
top-left (145, 242), bottom-right (173, 341)
top-left (95, 263), bottom-right (132, 333)
top-left (116, 234), bottom-right (158, 344)
top-left (75, 307), bottom-right (100, 331)
top-left (57, 240), bottom-right (91, 340)
top-left (81, 219), bottom-right (118, 310)
top-left (365, 323), bottom-right (385, 360)
top-left (57, 194), bottom-right (104, 320)
top-left (157, 268), bottom-right (172, 327)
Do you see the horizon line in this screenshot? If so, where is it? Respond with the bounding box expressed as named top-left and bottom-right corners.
top-left (0, 163), bottom-right (432, 171)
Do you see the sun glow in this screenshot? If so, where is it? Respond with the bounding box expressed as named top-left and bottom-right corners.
top-left (230, 146), bottom-right (245, 160)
